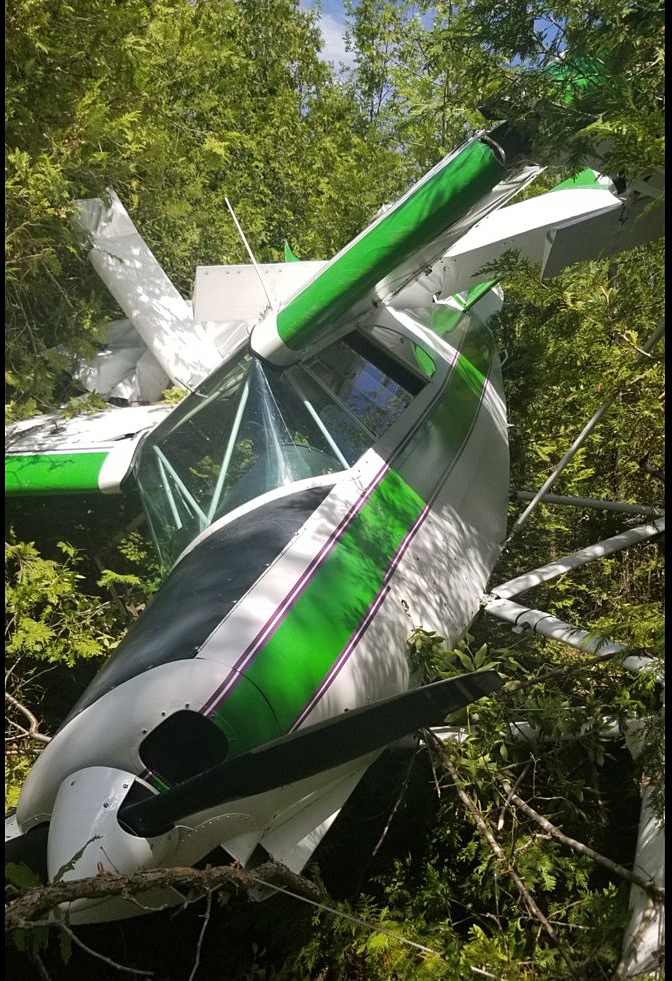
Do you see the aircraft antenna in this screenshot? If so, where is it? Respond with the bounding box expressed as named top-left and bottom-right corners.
top-left (224, 197), bottom-right (278, 314)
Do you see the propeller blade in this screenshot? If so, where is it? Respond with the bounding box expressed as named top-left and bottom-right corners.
top-left (120, 671), bottom-right (502, 838)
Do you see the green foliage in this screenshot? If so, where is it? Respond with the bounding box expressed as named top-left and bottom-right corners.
top-left (3, 0), bottom-right (664, 977)
top-left (61, 392), bottom-right (110, 419)
top-left (5, 0), bottom-right (408, 414)
top-left (5, 754), bottom-right (33, 812)
top-left (5, 538), bottom-right (118, 665)
top-left (4, 517), bottom-right (162, 812)
top-left (5, 862), bottom-right (41, 889)
top-left (406, 627), bottom-right (448, 682)
top-left (161, 385), bottom-right (188, 405)
top-left (347, 0), bottom-right (665, 181)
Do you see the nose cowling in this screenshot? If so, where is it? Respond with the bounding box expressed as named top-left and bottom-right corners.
top-left (45, 766), bottom-right (178, 921)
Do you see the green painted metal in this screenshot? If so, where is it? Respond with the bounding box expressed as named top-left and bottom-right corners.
top-left (462, 279), bottom-right (499, 311)
top-left (147, 773), bottom-right (170, 792)
top-left (214, 319), bottom-right (493, 736)
top-left (210, 675), bottom-right (282, 755)
top-left (412, 344), bottom-right (437, 379)
top-left (5, 451), bottom-right (108, 496)
top-left (275, 140), bottom-right (506, 353)
top-left (397, 321), bottom-right (493, 502)
top-left (551, 168), bottom-right (607, 193)
top-left (423, 304), bottom-right (466, 340)
top-left (284, 240), bottom-right (300, 262)
top-left (222, 466), bottom-right (425, 733)
top-left (546, 56), bottom-right (610, 106)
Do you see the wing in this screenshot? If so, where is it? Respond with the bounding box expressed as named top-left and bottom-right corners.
top-left (249, 161), bottom-right (663, 367)
top-left (250, 134), bottom-right (541, 365)
top-left (5, 403), bottom-right (171, 496)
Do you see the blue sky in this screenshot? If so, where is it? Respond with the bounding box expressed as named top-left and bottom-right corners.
top-left (300, 3), bottom-right (565, 69)
top-left (300, 1), bottom-right (355, 67)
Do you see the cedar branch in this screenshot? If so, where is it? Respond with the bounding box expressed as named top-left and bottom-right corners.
top-left (428, 733), bottom-right (575, 972)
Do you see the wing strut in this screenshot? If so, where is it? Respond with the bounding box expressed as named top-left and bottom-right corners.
top-left (492, 517), bottom-right (664, 600)
top-left (512, 491), bottom-right (663, 517)
top-left (508, 321), bottom-right (665, 540)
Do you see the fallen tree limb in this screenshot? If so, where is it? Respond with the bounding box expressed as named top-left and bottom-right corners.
top-left (5, 860), bottom-right (320, 931)
top-left (502, 785), bottom-right (665, 902)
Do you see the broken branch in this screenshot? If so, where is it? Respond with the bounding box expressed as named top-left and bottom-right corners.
top-left (5, 861), bottom-right (320, 931)
top-left (427, 733), bottom-right (575, 972)
top-left (5, 692), bottom-right (51, 744)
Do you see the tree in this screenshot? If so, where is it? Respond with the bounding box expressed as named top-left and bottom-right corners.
top-left (6, 0), bottom-right (406, 415)
top-left (5, 1), bottom-right (664, 978)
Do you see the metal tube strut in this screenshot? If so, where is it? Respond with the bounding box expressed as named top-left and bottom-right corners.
top-left (481, 596), bottom-right (655, 674)
top-left (512, 490), bottom-right (664, 517)
top-left (206, 378), bottom-right (250, 523)
top-left (154, 446), bottom-right (208, 528)
top-left (287, 374), bottom-right (350, 469)
top-left (508, 321), bottom-right (665, 539)
top-left (493, 517), bottom-right (665, 600)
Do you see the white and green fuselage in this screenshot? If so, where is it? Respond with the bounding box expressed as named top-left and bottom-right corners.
top-left (13, 290), bottom-right (508, 920)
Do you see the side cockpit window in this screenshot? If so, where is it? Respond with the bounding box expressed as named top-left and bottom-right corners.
top-left (301, 334), bottom-right (418, 442)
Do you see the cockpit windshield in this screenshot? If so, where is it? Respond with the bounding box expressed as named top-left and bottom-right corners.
top-left (135, 333), bottom-right (421, 568)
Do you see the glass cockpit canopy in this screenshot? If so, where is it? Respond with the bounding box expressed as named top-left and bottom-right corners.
top-left (135, 331), bottom-right (426, 569)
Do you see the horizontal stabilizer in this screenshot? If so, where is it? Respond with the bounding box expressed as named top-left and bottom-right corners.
top-left (75, 190), bottom-right (222, 390)
top-left (435, 178), bottom-right (621, 300)
top-left (193, 261), bottom-right (326, 325)
top-left (541, 195), bottom-right (664, 279)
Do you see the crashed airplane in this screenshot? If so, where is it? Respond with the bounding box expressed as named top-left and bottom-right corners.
top-left (5, 78), bottom-right (664, 976)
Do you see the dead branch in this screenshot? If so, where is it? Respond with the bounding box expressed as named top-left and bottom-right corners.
top-left (92, 555), bottom-right (130, 619)
top-left (422, 729), bottom-right (444, 799)
top-left (371, 747), bottom-right (419, 859)
top-left (5, 692), bottom-right (51, 744)
top-left (5, 861), bottom-right (320, 931)
top-left (30, 951), bottom-right (52, 981)
top-left (502, 649), bottom-right (624, 694)
top-left (502, 786), bottom-right (664, 902)
top-left (615, 332), bottom-right (657, 359)
top-left (188, 889), bottom-right (213, 981)
top-left (427, 733), bottom-right (575, 972)
top-left (638, 453), bottom-right (665, 486)
top-left (497, 761), bottom-right (531, 831)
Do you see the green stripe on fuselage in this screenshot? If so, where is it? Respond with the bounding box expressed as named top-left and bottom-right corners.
top-left (219, 467), bottom-right (425, 733)
top-left (213, 319), bottom-right (494, 735)
top-left (395, 320), bottom-right (493, 501)
top-left (5, 452), bottom-right (109, 495)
